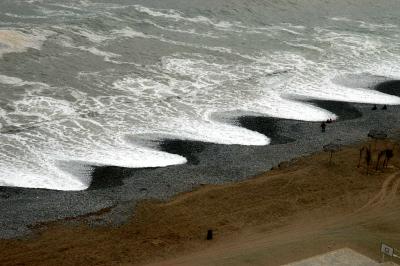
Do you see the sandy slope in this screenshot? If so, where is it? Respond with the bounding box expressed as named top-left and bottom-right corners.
top-left (1, 139), bottom-right (400, 265)
top-left (147, 141), bottom-right (400, 266)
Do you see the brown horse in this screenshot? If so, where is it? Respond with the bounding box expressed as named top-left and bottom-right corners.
top-left (376, 149), bottom-right (394, 170)
top-left (358, 145), bottom-right (372, 174)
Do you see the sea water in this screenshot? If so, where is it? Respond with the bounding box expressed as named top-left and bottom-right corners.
top-left (0, 0), bottom-right (400, 190)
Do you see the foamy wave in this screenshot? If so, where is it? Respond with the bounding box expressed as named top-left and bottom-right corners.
top-left (330, 17), bottom-right (398, 30)
top-left (314, 28), bottom-right (388, 57)
top-left (53, 145), bottom-right (188, 170)
top-left (56, 34), bottom-right (121, 61)
top-left (112, 27), bottom-right (148, 39)
top-left (72, 27), bottom-right (111, 43)
top-left (159, 118), bottom-right (270, 146)
top-left (0, 164), bottom-right (89, 191)
top-left (1, 1), bottom-right (400, 192)
top-left (0, 74), bottom-right (48, 87)
top-left (132, 4), bottom-right (246, 32)
top-left (0, 144), bottom-right (187, 191)
top-left (133, 5), bottom-right (213, 24)
top-left (4, 13), bottom-right (47, 19)
top-left (112, 26), bottom-right (233, 54)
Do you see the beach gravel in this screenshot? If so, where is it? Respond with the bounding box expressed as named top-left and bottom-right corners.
top-left (1, 101), bottom-right (400, 238)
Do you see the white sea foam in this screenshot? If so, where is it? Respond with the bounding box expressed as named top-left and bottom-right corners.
top-left (112, 27), bottom-right (148, 39)
top-left (0, 74), bottom-right (26, 85)
top-left (0, 144), bottom-right (187, 190)
top-left (0, 91), bottom-right (188, 190)
top-left (283, 41), bottom-right (325, 53)
top-left (133, 5), bottom-right (213, 25)
top-left (1, 3), bottom-right (400, 192)
top-left (0, 74), bottom-right (48, 87)
top-left (73, 27), bottom-right (111, 43)
top-left (84, 47), bottom-right (120, 60)
top-left (130, 6), bottom-right (306, 36)
top-left (112, 26), bottom-right (233, 54)
top-left (132, 4), bottom-right (246, 32)
top-left (0, 165), bottom-right (89, 191)
top-left (3, 43), bottom-right (400, 192)
top-left (56, 35), bottom-right (120, 61)
top-left (4, 13), bottom-right (47, 19)
top-left (159, 117), bottom-right (270, 145)
top-left (330, 17), bottom-right (398, 30)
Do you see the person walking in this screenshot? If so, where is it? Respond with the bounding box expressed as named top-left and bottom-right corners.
top-left (321, 121), bottom-right (326, 133)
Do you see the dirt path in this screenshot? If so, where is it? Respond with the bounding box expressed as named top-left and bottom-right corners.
top-left (357, 171), bottom-right (400, 212)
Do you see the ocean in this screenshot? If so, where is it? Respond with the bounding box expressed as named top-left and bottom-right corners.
top-left (1, 0), bottom-right (400, 190)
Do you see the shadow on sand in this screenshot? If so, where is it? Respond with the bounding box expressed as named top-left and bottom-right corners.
top-left (375, 80), bottom-right (400, 97)
top-left (308, 100), bottom-right (362, 121)
top-left (237, 116), bottom-right (295, 145)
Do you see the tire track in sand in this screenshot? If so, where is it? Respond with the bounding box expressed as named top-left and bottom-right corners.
top-left (357, 172), bottom-right (400, 213)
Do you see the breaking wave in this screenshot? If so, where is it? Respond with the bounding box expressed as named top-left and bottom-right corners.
top-left (0, 0), bottom-right (400, 190)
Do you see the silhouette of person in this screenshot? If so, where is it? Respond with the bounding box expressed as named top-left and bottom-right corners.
top-left (321, 121), bottom-right (326, 133)
top-left (366, 148), bottom-right (371, 166)
top-left (381, 149), bottom-right (394, 168)
top-left (372, 104), bottom-right (377, 110)
top-left (382, 105), bottom-right (387, 110)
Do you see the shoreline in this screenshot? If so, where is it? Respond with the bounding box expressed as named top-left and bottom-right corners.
top-left (1, 101), bottom-right (400, 238)
top-left (1, 136), bottom-right (400, 265)
top-left (0, 81), bottom-right (399, 238)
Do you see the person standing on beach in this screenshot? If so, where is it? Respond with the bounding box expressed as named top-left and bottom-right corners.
top-left (321, 121), bottom-right (326, 133)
